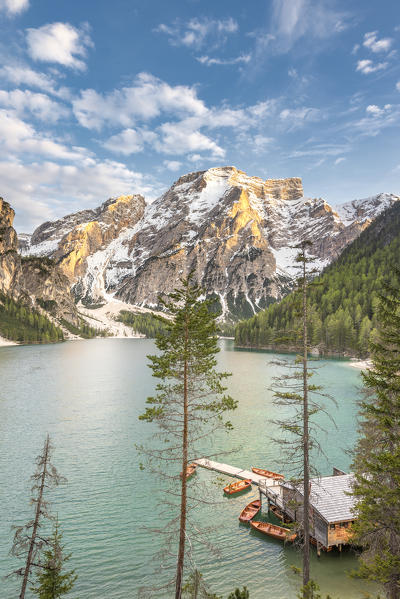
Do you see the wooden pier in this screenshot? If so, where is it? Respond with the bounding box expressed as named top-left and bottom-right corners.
top-left (193, 458), bottom-right (281, 490)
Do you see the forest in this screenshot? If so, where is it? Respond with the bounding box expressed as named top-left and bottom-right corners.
top-left (235, 202), bottom-right (400, 357)
top-left (117, 310), bottom-right (167, 337)
top-left (0, 293), bottom-right (64, 343)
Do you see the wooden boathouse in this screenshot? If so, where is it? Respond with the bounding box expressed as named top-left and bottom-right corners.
top-left (260, 469), bottom-right (356, 551)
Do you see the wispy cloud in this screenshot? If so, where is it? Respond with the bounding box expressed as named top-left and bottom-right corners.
top-left (279, 106), bottom-right (321, 130)
top-left (26, 22), bottom-right (93, 71)
top-left (334, 157), bottom-right (345, 165)
top-left (363, 31), bottom-right (393, 53)
top-left (155, 17), bottom-right (238, 50)
top-left (196, 54), bottom-right (251, 67)
top-left (268, 0), bottom-right (350, 53)
top-left (0, 0), bottom-right (29, 16)
top-left (288, 143), bottom-right (350, 159)
top-left (356, 59), bottom-right (388, 75)
top-left (350, 103), bottom-right (400, 137)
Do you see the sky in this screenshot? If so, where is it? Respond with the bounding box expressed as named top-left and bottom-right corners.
top-left (0, 0), bottom-right (399, 232)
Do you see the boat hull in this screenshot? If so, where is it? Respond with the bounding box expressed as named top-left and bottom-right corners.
top-left (224, 478), bottom-right (252, 495)
top-left (250, 520), bottom-right (296, 542)
top-left (239, 499), bottom-right (261, 522)
top-left (251, 467), bottom-right (284, 480)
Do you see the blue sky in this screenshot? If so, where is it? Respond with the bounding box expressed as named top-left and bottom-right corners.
top-left (0, 0), bottom-right (399, 231)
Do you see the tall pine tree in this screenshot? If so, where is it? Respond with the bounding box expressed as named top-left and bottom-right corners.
top-left (351, 271), bottom-right (400, 599)
top-left (139, 276), bottom-right (237, 599)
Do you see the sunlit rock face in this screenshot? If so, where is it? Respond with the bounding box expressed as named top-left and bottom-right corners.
top-left (0, 197), bottom-right (19, 295)
top-left (20, 167), bottom-right (400, 321)
top-left (0, 197), bottom-right (79, 325)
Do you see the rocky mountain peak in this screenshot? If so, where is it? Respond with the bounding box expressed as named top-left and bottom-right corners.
top-left (17, 167), bottom-right (400, 321)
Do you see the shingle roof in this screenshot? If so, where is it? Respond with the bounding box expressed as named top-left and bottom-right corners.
top-left (283, 474), bottom-right (356, 523)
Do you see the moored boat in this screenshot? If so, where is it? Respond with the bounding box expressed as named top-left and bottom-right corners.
top-left (239, 499), bottom-right (261, 522)
top-left (250, 520), bottom-right (296, 542)
top-left (251, 467), bottom-right (284, 480)
top-left (224, 478), bottom-right (252, 495)
top-left (181, 463), bottom-right (197, 479)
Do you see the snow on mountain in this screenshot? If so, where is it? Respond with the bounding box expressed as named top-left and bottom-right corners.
top-left (18, 167), bottom-right (400, 321)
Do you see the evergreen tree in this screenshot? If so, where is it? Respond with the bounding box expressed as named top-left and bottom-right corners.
top-left (10, 436), bottom-right (66, 599)
top-left (270, 242), bottom-right (333, 599)
top-left (30, 518), bottom-right (77, 599)
top-left (227, 588), bottom-right (249, 599)
top-left (139, 276), bottom-right (237, 599)
top-left (351, 272), bottom-right (400, 599)
top-left (235, 201), bottom-right (400, 357)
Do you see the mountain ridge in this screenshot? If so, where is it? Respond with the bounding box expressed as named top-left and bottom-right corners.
top-left (235, 200), bottom-right (400, 356)
top-left (17, 166), bottom-right (400, 322)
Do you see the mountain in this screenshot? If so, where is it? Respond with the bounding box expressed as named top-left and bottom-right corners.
top-left (0, 197), bottom-right (81, 342)
top-left (20, 166), bottom-right (400, 322)
top-left (235, 201), bottom-right (400, 356)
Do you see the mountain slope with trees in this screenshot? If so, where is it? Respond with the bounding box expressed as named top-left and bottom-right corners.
top-left (235, 202), bottom-right (400, 357)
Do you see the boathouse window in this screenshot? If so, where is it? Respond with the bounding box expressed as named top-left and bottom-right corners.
top-left (330, 524), bottom-right (335, 530)
top-left (340, 522), bottom-right (349, 528)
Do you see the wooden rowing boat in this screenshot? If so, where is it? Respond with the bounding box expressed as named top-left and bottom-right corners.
top-left (250, 520), bottom-right (296, 542)
top-left (239, 499), bottom-right (261, 522)
top-left (224, 478), bottom-right (252, 495)
top-left (251, 467), bottom-right (284, 480)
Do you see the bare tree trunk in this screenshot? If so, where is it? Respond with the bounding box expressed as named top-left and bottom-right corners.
top-left (175, 317), bottom-right (189, 599)
top-left (302, 255), bottom-right (310, 594)
top-left (19, 435), bottom-right (50, 599)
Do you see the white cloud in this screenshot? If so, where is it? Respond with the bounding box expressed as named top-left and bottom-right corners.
top-left (396, 81), bottom-right (400, 92)
top-left (188, 154), bottom-right (202, 163)
top-left (0, 89), bottom-right (68, 122)
top-left (155, 17), bottom-right (238, 50)
top-left (103, 128), bottom-right (157, 155)
top-left (0, 64), bottom-right (70, 99)
top-left (0, 0), bottom-right (29, 16)
top-left (366, 104), bottom-right (384, 116)
top-left (0, 110), bottom-right (88, 160)
top-left (155, 120), bottom-right (225, 158)
top-left (0, 157), bottom-right (160, 231)
top-left (334, 157), bottom-right (345, 165)
top-left (73, 72), bottom-right (207, 130)
top-left (26, 22), bottom-right (93, 71)
top-left (75, 73), bottom-right (276, 160)
top-left (356, 59), bottom-right (388, 74)
top-left (196, 54), bottom-right (251, 66)
top-left (363, 31), bottom-right (393, 53)
top-left (163, 160), bottom-right (182, 172)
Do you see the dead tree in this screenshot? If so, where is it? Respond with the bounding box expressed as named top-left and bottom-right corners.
top-left (10, 435), bottom-right (66, 599)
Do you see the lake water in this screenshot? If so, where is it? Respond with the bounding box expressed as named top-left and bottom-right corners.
top-left (0, 339), bottom-right (376, 598)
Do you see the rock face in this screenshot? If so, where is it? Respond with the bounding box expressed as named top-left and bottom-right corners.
top-left (0, 198), bottom-right (21, 296)
top-left (0, 197), bottom-right (79, 325)
top-left (21, 167), bottom-right (400, 321)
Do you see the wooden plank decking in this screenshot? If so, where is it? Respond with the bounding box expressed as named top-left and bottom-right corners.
top-left (193, 458), bottom-right (281, 490)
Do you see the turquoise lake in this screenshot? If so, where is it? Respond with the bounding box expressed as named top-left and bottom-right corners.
top-left (0, 339), bottom-right (377, 598)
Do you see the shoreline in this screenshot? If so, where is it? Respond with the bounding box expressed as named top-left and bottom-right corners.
top-left (348, 359), bottom-right (372, 370)
top-left (0, 336), bottom-right (17, 347)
